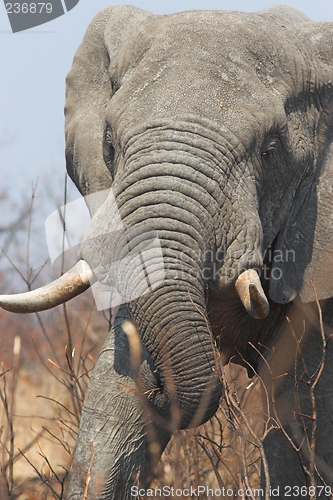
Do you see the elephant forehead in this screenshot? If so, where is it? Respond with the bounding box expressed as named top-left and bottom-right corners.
top-left (111, 10), bottom-right (308, 98)
top-left (107, 11), bottom-right (304, 134)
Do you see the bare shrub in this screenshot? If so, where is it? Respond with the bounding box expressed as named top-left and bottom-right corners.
top-left (0, 182), bottom-right (109, 498)
top-left (0, 183), bottom-right (331, 500)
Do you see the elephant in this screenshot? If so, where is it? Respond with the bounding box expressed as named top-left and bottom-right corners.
top-left (1, 4), bottom-right (333, 499)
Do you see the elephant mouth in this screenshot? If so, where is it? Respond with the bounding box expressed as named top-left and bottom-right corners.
top-left (0, 262), bottom-right (269, 319)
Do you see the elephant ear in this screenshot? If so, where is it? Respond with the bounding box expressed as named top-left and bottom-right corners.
top-left (269, 144), bottom-right (333, 304)
top-left (65, 6), bottom-right (155, 214)
top-left (269, 22), bottom-right (333, 304)
top-left (298, 146), bottom-right (333, 302)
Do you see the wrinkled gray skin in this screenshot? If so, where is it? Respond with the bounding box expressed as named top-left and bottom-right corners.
top-left (64, 5), bottom-right (333, 499)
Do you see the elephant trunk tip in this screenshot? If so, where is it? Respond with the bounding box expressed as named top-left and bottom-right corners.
top-left (235, 269), bottom-right (269, 319)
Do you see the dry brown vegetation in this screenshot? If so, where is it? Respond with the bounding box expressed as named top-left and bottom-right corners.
top-left (0, 185), bottom-right (330, 499)
top-left (0, 184), bottom-right (265, 499)
top-left (148, 365), bottom-right (264, 500)
top-left (0, 288), bottom-right (108, 499)
top-left (0, 311), bottom-right (264, 500)
top-left (0, 184), bottom-right (109, 498)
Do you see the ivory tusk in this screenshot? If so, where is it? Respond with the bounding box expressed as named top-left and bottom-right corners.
top-left (235, 269), bottom-right (269, 319)
top-left (0, 260), bottom-right (94, 314)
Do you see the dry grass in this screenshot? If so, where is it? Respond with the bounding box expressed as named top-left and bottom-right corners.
top-left (0, 290), bottom-right (108, 499)
top-left (149, 365), bottom-right (263, 500)
top-left (1, 186), bottom-right (331, 499)
top-left (1, 291), bottom-right (329, 500)
top-left (0, 329), bottom-right (264, 500)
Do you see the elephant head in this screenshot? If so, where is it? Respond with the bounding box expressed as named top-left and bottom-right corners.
top-left (1, 5), bottom-right (333, 499)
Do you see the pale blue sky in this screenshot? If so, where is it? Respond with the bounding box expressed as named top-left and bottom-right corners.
top-left (1, 1), bottom-right (332, 200)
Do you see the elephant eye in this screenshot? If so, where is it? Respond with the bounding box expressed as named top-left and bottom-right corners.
top-left (261, 138), bottom-right (281, 160)
top-left (104, 126), bottom-right (113, 145)
top-left (103, 125), bottom-right (116, 179)
top-left (261, 150), bottom-right (275, 161)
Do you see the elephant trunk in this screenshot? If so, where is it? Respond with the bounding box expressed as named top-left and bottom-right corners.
top-left (130, 279), bottom-right (221, 429)
top-left (67, 305), bottom-right (172, 500)
top-left (82, 224), bottom-right (222, 429)
top-left (79, 126), bottom-right (271, 427)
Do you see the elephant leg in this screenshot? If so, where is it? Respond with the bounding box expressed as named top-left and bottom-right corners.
top-left (261, 300), bottom-right (333, 499)
top-left (67, 305), bottom-right (170, 500)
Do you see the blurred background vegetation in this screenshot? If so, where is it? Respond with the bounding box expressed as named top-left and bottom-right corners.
top-left (0, 182), bottom-right (265, 500)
